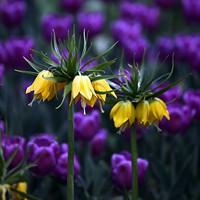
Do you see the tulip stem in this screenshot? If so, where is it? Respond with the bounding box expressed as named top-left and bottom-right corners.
top-left (67, 98), bottom-right (74, 200)
top-left (131, 126), bottom-right (138, 200)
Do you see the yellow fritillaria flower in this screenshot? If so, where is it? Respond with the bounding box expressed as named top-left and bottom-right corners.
top-left (92, 79), bottom-right (117, 112)
top-left (110, 100), bottom-right (135, 130)
top-left (26, 70), bottom-right (65, 102)
top-left (148, 98), bottom-right (170, 124)
top-left (71, 75), bottom-right (97, 114)
top-left (136, 100), bottom-right (150, 125)
top-left (13, 182), bottom-right (27, 200)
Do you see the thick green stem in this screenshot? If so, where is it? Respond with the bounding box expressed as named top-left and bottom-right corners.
top-left (67, 98), bottom-right (74, 200)
top-left (131, 126), bottom-right (138, 200)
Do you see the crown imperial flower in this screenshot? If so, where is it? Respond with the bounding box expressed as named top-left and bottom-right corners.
top-left (110, 100), bottom-right (135, 130)
top-left (26, 70), bottom-right (65, 102)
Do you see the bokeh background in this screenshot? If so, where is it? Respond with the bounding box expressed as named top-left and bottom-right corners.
top-left (0, 0), bottom-right (200, 199)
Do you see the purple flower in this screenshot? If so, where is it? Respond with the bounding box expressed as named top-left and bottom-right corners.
top-left (182, 0), bottom-right (200, 22)
top-left (60, 0), bottom-right (84, 13)
top-left (122, 37), bottom-right (149, 63)
top-left (155, 0), bottom-right (175, 9)
top-left (0, 64), bottom-right (5, 83)
top-left (156, 36), bottom-right (174, 60)
top-left (0, 1), bottom-right (26, 28)
top-left (111, 151), bottom-right (149, 190)
top-left (183, 90), bottom-right (200, 119)
top-left (53, 143), bottom-right (80, 181)
top-left (27, 134), bottom-right (60, 176)
top-left (91, 129), bottom-right (107, 156)
top-left (77, 11), bottom-right (105, 38)
top-left (120, 2), bottom-right (160, 30)
top-left (0, 43), bottom-right (7, 64)
top-left (158, 84), bottom-right (183, 102)
top-left (42, 14), bottom-right (73, 42)
top-left (4, 37), bottom-right (34, 69)
top-left (2, 136), bottom-right (26, 168)
top-left (159, 103), bottom-right (195, 134)
top-left (111, 20), bottom-right (142, 42)
top-left (74, 110), bottom-right (101, 141)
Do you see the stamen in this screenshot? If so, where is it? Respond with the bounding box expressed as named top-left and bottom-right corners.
top-left (99, 101), bottom-right (104, 113)
top-left (81, 99), bottom-right (87, 115)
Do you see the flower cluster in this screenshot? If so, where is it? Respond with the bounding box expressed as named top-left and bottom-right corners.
top-left (1, 133), bottom-right (81, 179)
top-left (111, 151), bottom-right (149, 190)
top-left (74, 110), bottom-right (108, 156)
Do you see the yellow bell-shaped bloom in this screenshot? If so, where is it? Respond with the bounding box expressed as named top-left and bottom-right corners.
top-left (26, 70), bottom-right (65, 102)
top-left (110, 100), bottom-right (135, 129)
top-left (71, 75), bottom-right (97, 113)
top-left (148, 98), bottom-right (170, 124)
top-left (92, 79), bottom-right (117, 102)
top-left (136, 100), bottom-right (150, 125)
top-left (13, 182), bottom-right (27, 200)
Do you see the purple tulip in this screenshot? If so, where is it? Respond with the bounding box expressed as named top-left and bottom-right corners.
top-left (60, 0), bottom-right (84, 13)
top-left (182, 0), bottom-right (200, 22)
top-left (4, 37), bottom-right (34, 69)
top-left (120, 2), bottom-right (160, 30)
top-left (111, 20), bottom-right (142, 42)
top-left (183, 90), bottom-right (200, 119)
top-left (157, 83), bottom-right (183, 103)
top-left (111, 151), bottom-right (149, 190)
top-left (74, 110), bottom-right (101, 141)
top-left (77, 11), bottom-right (105, 38)
top-left (156, 36), bottom-right (174, 60)
top-left (53, 143), bottom-right (80, 181)
top-left (2, 136), bottom-right (26, 168)
top-left (42, 14), bottom-right (73, 42)
top-left (27, 134), bottom-right (60, 176)
top-left (0, 1), bottom-right (26, 28)
top-left (160, 103), bottom-right (195, 134)
top-left (91, 129), bottom-right (107, 156)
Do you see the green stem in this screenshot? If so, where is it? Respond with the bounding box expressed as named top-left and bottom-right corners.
top-left (67, 98), bottom-right (74, 200)
top-left (131, 126), bottom-right (138, 200)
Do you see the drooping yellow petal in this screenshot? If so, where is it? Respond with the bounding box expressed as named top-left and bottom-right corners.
top-left (136, 100), bottom-right (149, 125)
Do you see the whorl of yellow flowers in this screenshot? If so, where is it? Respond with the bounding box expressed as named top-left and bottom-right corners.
top-left (110, 98), bottom-right (170, 129)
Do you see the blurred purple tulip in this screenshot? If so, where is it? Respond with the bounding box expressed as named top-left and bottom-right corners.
top-left (0, 64), bottom-right (5, 83)
top-left (42, 14), bottom-right (73, 42)
top-left (155, 0), bottom-right (175, 9)
top-left (53, 143), bottom-right (80, 181)
top-left (91, 129), bottom-right (107, 156)
top-left (183, 90), bottom-right (200, 119)
top-left (160, 103), bottom-right (195, 134)
top-left (0, 1), bottom-right (26, 28)
top-left (77, 11), bottom-right (105, 38)
top-left (2, 136), bottom-right (26, 168)
top-left (111, 151), bottom-right (149, 190)
top-left (27, 134), bottom-right (60, 176)
top-left (4, 37), bottom-right (34, 69)
top-left (74, 110), bottom-right (101, 141)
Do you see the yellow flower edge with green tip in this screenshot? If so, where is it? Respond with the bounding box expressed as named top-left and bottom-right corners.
top-left (136, 100), bottom-right (150, 125)
top-left (13, 182), bottom-right (27, 200)
top-left (71, 75), bottom-right (97, 113)
top-left (110, 100), bottom-right (135, 130)
top-left (92, 79), bottom-right (117, 102)
top-left (26, 70), bottom-right (65, 101)
top-left (148, 97), bottom-right (170, 124)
